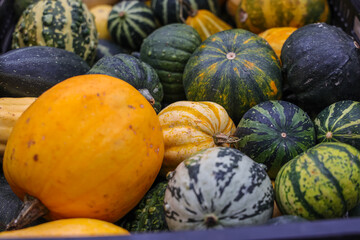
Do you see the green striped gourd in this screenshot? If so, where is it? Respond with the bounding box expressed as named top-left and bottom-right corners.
top-left (183, 29), bottom-right (282, 125)
top-left (12, 0), bottom-right (98, 65)
top-left (164, 147), bottom-right (274, 230)
top-left (151, 0), bottom-right (219, 25)
top-left (314, 100), bottom-right (360, 150)
top-left (140, 24), bottom-right (202, 105)
top-left (235, 100), bottom-right (316, 179)
top-left (88, 53), bottom-right (163, 113)
top-left (275, 142), bottom-right (360, 220)
top-left (108, 0), bottom-right (157, 51)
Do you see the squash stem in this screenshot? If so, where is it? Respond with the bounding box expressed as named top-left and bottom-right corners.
top-left (178, 0), bottom-right (197, 23)
top-left (204, 213), bottom-right (218, 228)
top-left (213, 133), bottom-right (240, 146)
top-left (138, 89), bottom-right (155, 106)
top-left (5, 194), bottom-right (49, 231)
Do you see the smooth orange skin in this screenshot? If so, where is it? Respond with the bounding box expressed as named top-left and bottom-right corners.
top-left (3, 74), bottom-right (164, 222)
top-left (0, 218), bottom-right (129, 238)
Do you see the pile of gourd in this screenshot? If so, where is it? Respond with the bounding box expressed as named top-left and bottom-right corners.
top-left (1, 0), bottom-right (360, 237)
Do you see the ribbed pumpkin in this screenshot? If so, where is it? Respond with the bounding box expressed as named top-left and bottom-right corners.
top-left (183, 29), bottom-right (282, 125)
top-left (3, 74), bottom-right (164, 229)
top-left (235, 0), bottom-right (330, 34)
top-left (275, 142), bottom-right (360, 220)
top-left (185, 9), bottom-right (232, 41)
top-left (108, 0), bottom-right (157, 51)
top-left (90, 4), bottom-right (112, 40)
top-left (258, 27), bottom-right (297, 60)
top-left (314, 100), bottom-right (360, 150)
top-left (12, 0), bottom-right (98, 65)
top-left (158, 101), bottom-right (236, 176)
top-left (0, 218), bottom-right (129, 238)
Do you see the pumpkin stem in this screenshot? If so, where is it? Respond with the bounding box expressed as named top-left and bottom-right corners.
top-left (204, 214), bottom-right (218, 228)
top-left (138, 89), bottom-right (155, 106)
top-left (326, 131), bottom-right (333, 139)
top-left (118, 11), bottom-right (126, 18)
top-left (213, 133), bottom-right (240, 146)
top-left (178, 0), bottom-right (197, 23)
top-left (6, 194), bottom-right (49, 231)
top-left (238, 8), bottom-right (248, 23)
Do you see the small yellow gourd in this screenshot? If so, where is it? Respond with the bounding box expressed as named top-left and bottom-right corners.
top-left (90, 4), bottom-right (113, 40)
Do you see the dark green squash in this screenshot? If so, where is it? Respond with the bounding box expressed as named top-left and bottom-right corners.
top-left (281, 23), bottom-right (360, 117)
top-left (140, 23), bottom-right (201, 105)
top-left (0, 46), bottom-right (90, 97)
top-left (88, 53), bottom-right (163, 113)
top-left (108, 0), bottom-right (157, 51)
top-left (0, 0), bottom-right (16, 54)
top-left (116, 181), bottom-right (168, 233)
top-left (183, 29), bottom-right (282, 125)
top-left (314, 100), bottom-right (360, 149)
top-left (94, 39), bottom-right (129, 63)
top-left (13, 0), bottom-right (38, 19)
top-left (234, 100), bottom-right (316, 179)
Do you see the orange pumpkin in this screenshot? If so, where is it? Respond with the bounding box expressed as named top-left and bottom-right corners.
top-left (158, 101), bottom-right (236, 176)
top-left (3, 74), bottom-right (164, 228)
top-left (258, 27), bottom-right (297, 59)
top-left (185, 9), bottom-right (233, 42)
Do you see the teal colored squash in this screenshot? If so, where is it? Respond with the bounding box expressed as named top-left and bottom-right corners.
top-left (108, 0), bottom-right (157, 51)
top-left (234, 100), bottom-right (316, 179)
top-left (11, 0), bottom-right (98, 65)
top-left (183, 29), bottom-right (282, 125)
top-left (265, 215), bottom-right (308, 225)
top-left (117, 181), bottom-right (168, 232)
top-left (275, 142), bottom-right (360, 220)
top-left (281, 23), bottom-right (360, 117)
top-left (151, 0), bottom-right (219, 25)
top-left (88, 53), bottom-right (163, 113)
top-left (140, 23), bottom-right (202, 105)
top-left (314, 100), bottom-right (360, 150)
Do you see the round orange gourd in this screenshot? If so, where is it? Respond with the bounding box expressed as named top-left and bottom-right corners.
top-left (0, 218), bottom-right (129, 238)
top-left (90, 4), bottom-right (113, 40)
top-left (258, 27), bottom-right (297, 59)
top-left (158, 101), bottom-right (236, 176)
top-left (3, 74), bottom-right (164, 225)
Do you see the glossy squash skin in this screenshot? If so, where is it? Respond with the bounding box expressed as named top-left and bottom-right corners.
top-left (0, 218), bottom-right (129, 237)
top-left (183, 29), bottom-right (282, 125)
top-left (158, 101), bottom-right (236, 176)
top-left (3, 74), bottom-right (164, 222)
top-left (185, 9), bottom-right (232, 42)
top-left (235, 0), bottom-right (330, 34)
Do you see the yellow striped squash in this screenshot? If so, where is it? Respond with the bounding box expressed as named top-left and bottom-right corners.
top-left (158, 101), bottom-right (236, 177)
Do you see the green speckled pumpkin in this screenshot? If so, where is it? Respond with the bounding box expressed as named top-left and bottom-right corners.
top-left (183, 29), bottom-right (282, 124)
top-left (275, 142), bottom-right (360, 220)
top-left (12, 0), bottom-right (98, 65)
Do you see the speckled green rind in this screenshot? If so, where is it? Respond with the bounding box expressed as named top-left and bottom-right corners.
top-left (151, 0), bottom-right (219, 25)
top-left (235, 100), bottom-right (316, 179)
top-left (11, 0), bottom-right (98, 65)
top-left (88, 53), bottom-right (163, 113)
top-left (116, 181), bottom-right (168, 232)
top-left (108, 1), bottom-right (157, 51)
top-left (140, 23), bottom-right (201, 105)
top-left (275, 142), bottom-right (360, 220)
top-left (183, 29), bottom-right (282, 125)
top-left (314, 100), bottom-right (360, 150)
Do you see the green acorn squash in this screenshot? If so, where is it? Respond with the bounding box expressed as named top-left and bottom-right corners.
top-left (281, 23), bottom-right (360, 117)
top-left (183, 29), bottom-right (282, 125)
top-left (94, 39), bottom-right (129, 63)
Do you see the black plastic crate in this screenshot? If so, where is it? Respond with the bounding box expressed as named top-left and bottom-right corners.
top-left (328, 0), bottom-right (360, 44)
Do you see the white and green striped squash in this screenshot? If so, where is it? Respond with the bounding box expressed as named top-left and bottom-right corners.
top-left (164, 147), bottom-right (274, 230)
top-left (12, 0), bottom-right (98, 65)
top-left (108, 0), bottom-right (157, 51)
top-left (275, 142), bottom-right (360, 220)
top-left (314, 100), bottom-right (360, 150)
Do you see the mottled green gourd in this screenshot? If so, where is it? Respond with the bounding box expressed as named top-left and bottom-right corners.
top-left (12, 0), bottom-right (98, 65)
top-left (275, 142), bottom-right (360, 220)
top-left (314, 100), bottom-right (360, 150)
top-left (234, 100), bottom-right (316, 179)
top-left (117, 181), bottom-right (168, 232)
top-left (140, 24), bottom-right (202, 105)
top-left (108, 0), bottom-right (157, 51)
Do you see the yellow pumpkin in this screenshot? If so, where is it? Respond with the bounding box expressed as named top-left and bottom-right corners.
top-left (0, 97), bottom-right (36, 158)
top-left (0, 218), bottom-right (129, 238)
top-left (158, 101), bottom-right (236, 176)
top-left (90, 4), bottom-right (113, 40)
top-left (3, 74), bottom-right (164, 227)
top-left (83, 0), bottom-right (118, 9)
top-left (258, 27), bottom-right (297, 59)
top-left (185, 9), bottom-right (233, 42)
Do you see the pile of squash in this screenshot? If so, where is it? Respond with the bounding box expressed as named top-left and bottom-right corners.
top-left (1, 0), bottom-right (360, 237)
